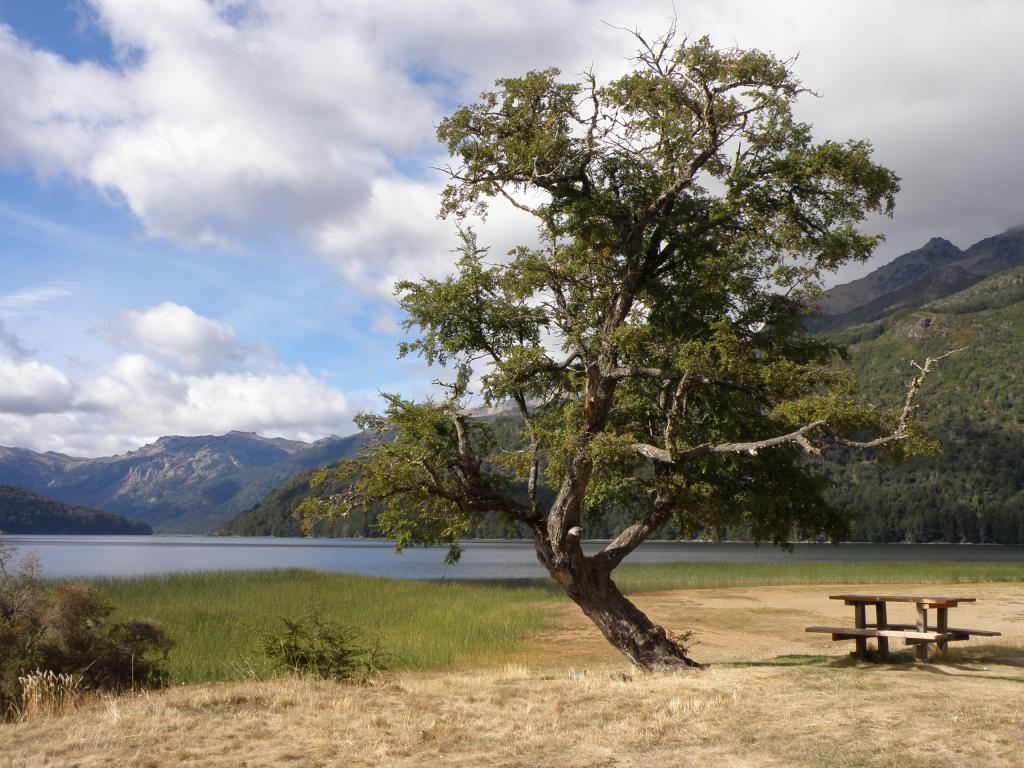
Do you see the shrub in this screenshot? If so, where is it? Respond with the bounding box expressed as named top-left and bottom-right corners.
top-left (258, 608), bottom-right (388, 682)
top-left (0, 537), bottom-right (173, 719)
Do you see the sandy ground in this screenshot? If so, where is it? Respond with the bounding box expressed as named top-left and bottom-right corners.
top-left (522, 581), bottom-right (1024, 667)
top-left (3, 582), bottom-right (1024, 768)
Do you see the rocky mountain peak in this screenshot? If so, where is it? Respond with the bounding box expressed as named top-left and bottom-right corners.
top-left (0, 430), bottom-right (367, 533)
top-left (810, 223), bottom-right (1024, 332)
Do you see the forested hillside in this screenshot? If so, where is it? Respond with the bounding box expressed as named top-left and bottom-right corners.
top-left (0, 485), bottom-right (152, 535)
top-left (219, 467), bottom-right (363, 537)
top-left (225, 266), bottom-right (1024, 545)
top-left (821, 267), bottom-right (1024, 544)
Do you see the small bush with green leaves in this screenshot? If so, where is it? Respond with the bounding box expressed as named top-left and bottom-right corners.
top-left (0, 538), bottom-right (173, 719)
top-left (258, 608), bottom-right (388, 681)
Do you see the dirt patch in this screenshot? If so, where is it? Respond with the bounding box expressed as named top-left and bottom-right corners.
top-left (520, 582), bottom-right (1024, 667)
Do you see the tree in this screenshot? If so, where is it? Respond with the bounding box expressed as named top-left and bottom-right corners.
top-left (303, 25), bottom-right (947, 670)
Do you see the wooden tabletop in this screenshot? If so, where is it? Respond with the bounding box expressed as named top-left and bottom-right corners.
top-left (829, 594), bottom-right (977, 606)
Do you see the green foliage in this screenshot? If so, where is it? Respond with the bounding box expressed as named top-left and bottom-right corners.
top-left (299, 393), bottom-right (522, 563)
top-left (0, 485), bottom-right (151, 535)
top-left (305, 26), bottom-right (914, 564)
top-left (0, 538), bottom-right (172, 718)
top-left (258, 608), bottom-right (387, 681)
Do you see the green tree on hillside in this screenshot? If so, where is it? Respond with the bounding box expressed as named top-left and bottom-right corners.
top-left (304, 25), bottom-right (946, 669)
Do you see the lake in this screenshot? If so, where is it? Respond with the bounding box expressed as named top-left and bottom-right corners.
top-left (4, 535), bottom-right (1024, 580)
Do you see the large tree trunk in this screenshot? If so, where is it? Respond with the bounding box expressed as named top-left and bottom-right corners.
top-left (533, 372), bottom-right (702, 670)
top-left (532, 528), bottom-right (701, 670)
top-left (568, 572), bottom-right (702, 670)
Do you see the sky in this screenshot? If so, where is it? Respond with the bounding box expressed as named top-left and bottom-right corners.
top-left (1, 0), bottom-right (1022, 457)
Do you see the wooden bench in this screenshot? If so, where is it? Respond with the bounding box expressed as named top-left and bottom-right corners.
top-left (806, 626), bottom-right (948, 642)
top-left (873, 624), bottom-right (1002, 641)
top-left (805, 594), bottom-right (1001, 661)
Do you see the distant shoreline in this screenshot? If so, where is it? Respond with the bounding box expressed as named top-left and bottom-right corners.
top-left (8, 533), bottom-right (1023, 547)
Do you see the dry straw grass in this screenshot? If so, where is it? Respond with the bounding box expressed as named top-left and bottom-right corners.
top-left (2, 657), bottom-right (1022, 767)
top-left (14, 670), bottom-right (82, 722)
top-left (4, 581), bottom-right (1024, 767)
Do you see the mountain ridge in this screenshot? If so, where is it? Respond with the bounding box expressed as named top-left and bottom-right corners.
top-left (0, 431), bottom-right (370, 534)
top-left (810, 225), bottom-right (1024, 332)
top-left (224, 261), bottom-right (1024, 544)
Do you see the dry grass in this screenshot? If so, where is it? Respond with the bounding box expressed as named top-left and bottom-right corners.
top-left (4, 582), bottom-right (1024, 767)
top-left (13, 670), bottom-right (82, 722)
top-left (517, 581), bottom-right (1024, 668)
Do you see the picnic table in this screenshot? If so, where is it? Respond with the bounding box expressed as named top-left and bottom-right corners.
top-left (806, 594), bottom-right (1001, 662)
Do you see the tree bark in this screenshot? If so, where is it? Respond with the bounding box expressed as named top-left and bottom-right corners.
top-left (532, 527), bottom-right (701, 671)
top-left (569, 573), bottom-right (701, 670)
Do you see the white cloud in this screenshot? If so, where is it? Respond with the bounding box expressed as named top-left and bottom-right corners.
top-left (3, 1), bottom-right (1022, 291)
top-left (0, 1), bottom-right (437, 249)
top-left (314, 175), bottom-right (547, 298)
top-left (114, 302), bottom-right (246, 373)
top-left (0, 357), bottom-right (75, 415)
top-left (0, 1), bottom-right (598, 289)
top-left (0, 304), bottom-right (357, 454)
top-left (0, 284), bottom-right (74, 319)
top-left (178, 368), bottom-right (352, 436)
top-left (76, 352), bottom-right (353, 440)
top-left (0, 352), bottom-right (356, 455)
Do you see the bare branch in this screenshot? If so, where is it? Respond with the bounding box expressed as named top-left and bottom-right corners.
top-left (607, 366), bottom-right (679, 380)
top-left (663, 374), bottom-right (689, 455)
top-left (837, 348), bottom-right (963, 450)
top-left (632, 350), bottom-right (961, 464)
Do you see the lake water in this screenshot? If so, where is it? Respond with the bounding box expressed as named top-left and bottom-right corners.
top-left (4, 535), bottom-right (1024, 580)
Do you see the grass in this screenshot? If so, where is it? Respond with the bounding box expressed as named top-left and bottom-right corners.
top-left (87, 560), bottom-right (1024, 684)
top-left (614, 559), bottom-right (1024, 593)
top-left (8, 572), bottom-right (1023, 766)
top-left (4, 660), bottom-right (1023, 767)
top-left (90, 569), bottom-right (553, 684)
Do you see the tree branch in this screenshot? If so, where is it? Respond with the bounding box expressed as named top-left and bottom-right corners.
top-left (593, 506), bottom-right (673, 571)
top-left (608, 367), bottom-right (773, 407)
top-left (631, 350), bottom-right (960, 464)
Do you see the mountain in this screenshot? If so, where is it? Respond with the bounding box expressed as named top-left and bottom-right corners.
top-left (0, 485), bottom-right (151, 535)
top-left (0, 431), bottom-right (371, 534)
top-left (821, 265), bottom-right (1024, 543)
top-left (809, 226), bottom-right (1024, 332)
top-left (6, 226), bottom-right (1022, 542)
top-left (818, 236), bottom-right (964, 316)
top-left (219, 466), bottom-right (365, 537)
top-left (227, 265), bottom-right (1024, 545)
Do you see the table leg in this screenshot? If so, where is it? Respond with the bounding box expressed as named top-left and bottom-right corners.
top-left (875, 603), bottom-right (889, 659)
top-left (936, 607), bottom-right (949, 654)
top-left (854, 603), bottom-right (867, 660)
top-left (916, 604), bottom-right (929, 662)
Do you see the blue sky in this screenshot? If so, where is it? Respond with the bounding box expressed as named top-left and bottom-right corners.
top-left (1, 1), bottom-right (1022, 456)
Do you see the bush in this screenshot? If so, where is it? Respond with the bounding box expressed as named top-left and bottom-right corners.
top-left (258, 608), bottom-right (388, 682)
top-left (0, 538), bottom-right (173, 719)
